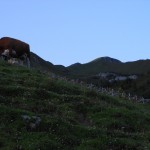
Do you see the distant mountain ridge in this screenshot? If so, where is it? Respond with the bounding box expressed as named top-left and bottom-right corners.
top-left (30, 53), bottom-right (150, 77)
top-left (67, 57), bottom-right (150, 77)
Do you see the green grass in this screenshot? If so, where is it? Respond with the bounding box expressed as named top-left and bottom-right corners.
top-left (1, 61), bottom-right (150, 149)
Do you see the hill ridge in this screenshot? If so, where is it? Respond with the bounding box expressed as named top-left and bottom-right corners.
top-left (30, 52), bottom-right (150, 76)
top-left (87, 56), bottom-right (122, 64)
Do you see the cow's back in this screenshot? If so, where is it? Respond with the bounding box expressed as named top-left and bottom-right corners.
top-left (0, 37), bottom-right (30, 58)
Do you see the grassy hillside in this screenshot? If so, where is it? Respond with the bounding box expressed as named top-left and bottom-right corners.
top-left (1, 61), bottom-right (150, 149)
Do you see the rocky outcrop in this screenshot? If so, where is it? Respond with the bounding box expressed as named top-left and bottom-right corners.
top-left (21, 115), bottom-right (41, 131)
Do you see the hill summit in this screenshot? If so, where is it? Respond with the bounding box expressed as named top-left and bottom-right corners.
top-left (89, 56), bottom-right (122, 64)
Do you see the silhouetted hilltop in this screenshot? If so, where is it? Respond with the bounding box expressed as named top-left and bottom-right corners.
top-left (89, 56), bottom-right (122, 64)
top-left (67, 57), bottom-right (150, 77)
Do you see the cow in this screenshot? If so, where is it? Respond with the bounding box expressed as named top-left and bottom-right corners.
top-left (0, 37), bottom-right (30, 68)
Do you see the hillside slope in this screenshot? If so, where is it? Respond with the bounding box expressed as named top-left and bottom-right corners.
top-left (1, 61), bottom-right (150, 149)
top-left (30, 52), bottom-right (69, 76)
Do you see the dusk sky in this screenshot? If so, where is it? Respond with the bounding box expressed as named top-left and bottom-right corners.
top-left (1, 0), bottom-right (150, 66)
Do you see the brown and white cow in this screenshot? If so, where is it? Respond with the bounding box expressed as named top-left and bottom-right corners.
top-left (0, 37), bottom-right (30, 68)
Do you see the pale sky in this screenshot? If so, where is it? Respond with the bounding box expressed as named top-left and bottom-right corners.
top-left (1, 0), bottom-right (150, 66)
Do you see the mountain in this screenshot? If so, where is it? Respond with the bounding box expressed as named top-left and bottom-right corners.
top-left (90, 56), bottom-right (122, 63)
top-left (67, 57), bottom-right (150, 77)
top-left (1, 60), bottom-right (150, 149)
top-left (30, 53), bottom-right (150, 78)
top-left (30, 52), bottom-right (69, 76)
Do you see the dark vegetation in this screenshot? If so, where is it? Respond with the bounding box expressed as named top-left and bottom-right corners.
top-left (1, 60), bottom-right (150, 149)
top-left (117, 72), bottom-right (150, 98)
top-left (83, 73), bottom-right (150, 99)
